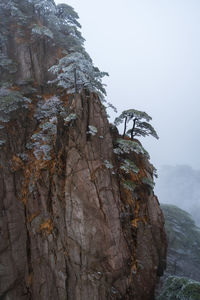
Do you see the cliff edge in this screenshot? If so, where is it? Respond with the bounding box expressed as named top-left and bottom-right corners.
top-left (0, 1), bottom-right (167, 299)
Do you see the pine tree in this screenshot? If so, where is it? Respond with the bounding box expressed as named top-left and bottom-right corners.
top-left (114, 109), bottom-right (159, 140)
top-left (56, 3), bottom-right (81, 28)
top-left (55, 3), bottom-right (85, 47)
top-left (48, 51), bottom-right (108, 98)
top-left (31, 0), bottom-right (57, 16)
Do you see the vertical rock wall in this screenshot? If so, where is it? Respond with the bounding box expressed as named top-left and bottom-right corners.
top-left (0, 1), bottom-right (167, 299)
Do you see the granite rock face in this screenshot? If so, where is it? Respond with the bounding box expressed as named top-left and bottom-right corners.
top-left (0, 1), bottom-right (167, 299)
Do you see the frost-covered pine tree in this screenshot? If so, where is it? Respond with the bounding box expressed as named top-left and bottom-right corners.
top-left (28, 0), bottom-right (109, 100)
top-left (48, 51), bottom-right (108, 98)
top-left (114, 109), bottom-right (159, 140)
top-left (30, 0), bottom-right (57, 16)
top-left (29, 1), bottom-right (84, 49)
top-left (55, 3), bottom-right (85, 47)
top-left (56, 3), bottom-right (81, 29)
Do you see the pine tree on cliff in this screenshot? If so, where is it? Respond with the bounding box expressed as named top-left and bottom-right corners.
top-left (55, 3), bottom-right (85, 47)
top-left (37, 1), bottom-right (109, 99)
top-left (48, 52), bottom-right (108, 98)
top-left (31, 1), bottom-right (84, 49)
top-left (114, 109), bottom-right (159, 140)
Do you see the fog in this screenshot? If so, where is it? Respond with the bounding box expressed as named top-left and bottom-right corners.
top-left (55, 0), bottom-right (200, 222)
top-left (155, 165), bottom-right (200, 226)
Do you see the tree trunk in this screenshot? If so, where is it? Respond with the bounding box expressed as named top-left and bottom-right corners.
top-left (131, 118), bottom-right (137, 140)
top-left (74, 68), bottom-right (78, 93)
top-left (123, 116), bottom-right (127, 138)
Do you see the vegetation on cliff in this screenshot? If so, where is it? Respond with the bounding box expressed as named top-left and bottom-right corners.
top-left (114, 109), bottom-right (159, 140)
top-left (158, 276), bottom-right (200, 300)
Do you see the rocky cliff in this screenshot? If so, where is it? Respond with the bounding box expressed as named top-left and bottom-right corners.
top-left (0, 1), bottom-right (167, 299)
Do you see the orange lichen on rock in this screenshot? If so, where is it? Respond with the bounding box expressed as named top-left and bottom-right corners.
top-left (129, 253), bottom-right (138, 281)
top-left (28, 272), bottom-right (33, 286)
top-left (10, 85), bottom-right (21, 91)
top-left (129, 168), bottom-right (147, 185)
top-left (12, 155), bottom-right (24, 172)
top-left (43, 94), bottom-right (55, 101)
top-left (39, 219), bottom-right (53, 234)
top-left (131, 216), bottom-right (148, 228)
top-left (21, 167), bottom-right (32, 205)
top-left (29, 212), bottom-right (40, 223)
top-left (21, 151), bottom-right (56, 205)
top-left (131, 195), bottom-right (149, 228)
top-left (90, 164), bottom-right (106, 182)
top-left (123, 185), bottom-right (134, 205)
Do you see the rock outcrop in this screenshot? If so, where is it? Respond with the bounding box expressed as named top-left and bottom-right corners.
top-left (0, 1), bottom-right (167, 299)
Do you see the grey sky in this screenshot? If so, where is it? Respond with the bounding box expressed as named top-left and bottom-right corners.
top-left (55, 0), bottom-right (200, 169)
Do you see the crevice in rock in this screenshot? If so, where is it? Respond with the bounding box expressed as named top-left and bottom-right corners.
top-left (24, 205), bottom-right (33, 299)
top-left (86, 96), bottom-right (90, 142)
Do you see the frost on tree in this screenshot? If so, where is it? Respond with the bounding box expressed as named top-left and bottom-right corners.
top-left (114, 109), bottom-right (159, 140)
top-left (30, 0), bottom-right (57, 16)
top-left (113, 138), bottom-right (150, 159)
top-left (48, 51), bottom-right (108, 99)
top-left (55, 3), bottom-right (85, 48)
top-left (29, 1), bottom-right (84, 51)
top-left (56, 3), bottom-right (81, 28)
top-left (31, 24), bottom-right (54, 39)
top-left (23, 0), bottom-right (109, 101)
top-left (120, 159), bottom-right (139, 174)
